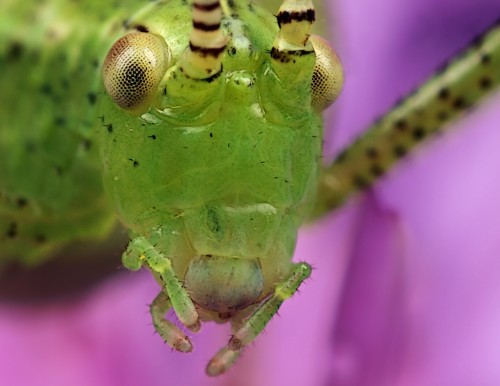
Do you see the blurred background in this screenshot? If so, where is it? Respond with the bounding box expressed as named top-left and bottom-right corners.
top-left (1, 0), bottom-right (500, 385)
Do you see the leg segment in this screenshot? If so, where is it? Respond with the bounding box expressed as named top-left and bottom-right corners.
top-left (205, 262), bottom-right (311, 376)
top-left (150, 291), bottom-right (193, 352)
top-left (206, 347), bottom-right (243, 377)
top-left (123, 236), bottom-right (200, 333)
top-left (311, 22), bottom-right (500, 218)
top-left (228, 262), bottom-right (312, 350)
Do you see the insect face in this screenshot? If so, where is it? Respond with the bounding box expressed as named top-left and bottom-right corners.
top-left (99, 0), bottom-right (343, 375)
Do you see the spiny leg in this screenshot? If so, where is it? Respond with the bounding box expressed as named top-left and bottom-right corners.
top-left (178, 0), bottom-right (227, 79)
top-left (150, 291), bottom-right (193, 353)
top-left (123, 236), bottom-right (201, 335)
top-left (312, 21), bottom-right (500, 218)
top-left (206, 262), bottom-right (312, 376)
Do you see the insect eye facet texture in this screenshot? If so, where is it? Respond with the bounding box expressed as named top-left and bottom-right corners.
top-left (310, 34), bottom-right (344, 111)
top-left (103, 32), bottom-right (170, 114)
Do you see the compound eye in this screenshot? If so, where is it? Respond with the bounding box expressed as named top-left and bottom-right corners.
top-left (103, 32), bottom-right (170, 114)
top-left (310, 35), bottom-right (344, 112)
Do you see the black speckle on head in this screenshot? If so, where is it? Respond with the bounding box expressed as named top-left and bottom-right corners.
top-left (393, 145), bottom-right (407, 158)
top-left (134, 24), bottom-right (149, 33)
top-left (87, 92), bottom-right (97, 105)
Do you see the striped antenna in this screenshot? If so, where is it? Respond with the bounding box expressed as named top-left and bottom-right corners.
top-left (273, 0), bottom-right (315, 51)
top-left (179, 0), bottom-right (228, 79)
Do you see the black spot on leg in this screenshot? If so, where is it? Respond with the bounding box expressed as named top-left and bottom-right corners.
top-left (452, 97), bottom-right (466, 110)
top-left (437, 87), bottom-right (450, 100)
top-left (479, 76), bottom-right (492, 90)
top-left (412, 127), bottom-right (426, 140)
top-left (394, 119), bottom-right (408, 132)
top-left (480, 53), bottom-right (491, 65)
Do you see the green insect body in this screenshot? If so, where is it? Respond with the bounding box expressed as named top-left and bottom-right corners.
top-left (1, 0), bottom-right (500, 377)
top-left (98, 0), bottom-right (342, 375)
top-left (0, 0), bottom-right (142, 265)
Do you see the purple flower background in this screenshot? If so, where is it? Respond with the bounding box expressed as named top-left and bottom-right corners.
top-left (1, 0), bottom-right (500, 385)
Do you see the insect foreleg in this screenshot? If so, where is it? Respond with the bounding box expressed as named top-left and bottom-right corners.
top-left (206, 262), bottom-right (312, 375)
top-left (123, 236), bottom-right (201, 334)
top-left (150, 291), bottom-right (193, 352)
top-left (312, 22), bottom-right (500, 218)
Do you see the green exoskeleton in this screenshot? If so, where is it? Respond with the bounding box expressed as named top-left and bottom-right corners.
top-left (99, 0), bottom-right (343, 375)
top-left (1, 0), bottom-right (500, 377)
